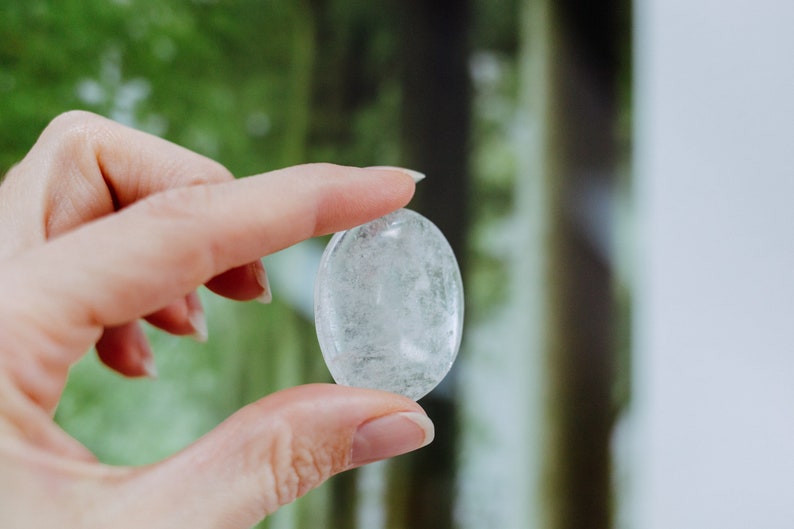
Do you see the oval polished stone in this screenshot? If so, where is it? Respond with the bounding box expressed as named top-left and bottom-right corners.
top-left (314, 208), bottom-right (464, 400)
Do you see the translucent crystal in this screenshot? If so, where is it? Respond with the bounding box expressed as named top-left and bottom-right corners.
top-left (314, 208), bottom-right (464, 400)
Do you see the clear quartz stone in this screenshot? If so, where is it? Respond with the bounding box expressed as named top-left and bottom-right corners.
top-left (314, 208), bottom-right (464, 401)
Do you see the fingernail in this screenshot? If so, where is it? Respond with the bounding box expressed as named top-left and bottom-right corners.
top-left (129, 324), bottom-right (158, 378)
top-left (367, 166), bottom-right (426, 184)
top-left (351, 411), bottom-right (434, 466)
top-left (141, 355), bottom-right (159, 379)
top-left (254, 260), bottom-right (272, 304)
top-left (188, 304), bottom-right (209, 343)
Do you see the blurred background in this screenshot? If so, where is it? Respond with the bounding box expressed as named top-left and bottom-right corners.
top-left (2, 1), bottom-right (792, 528)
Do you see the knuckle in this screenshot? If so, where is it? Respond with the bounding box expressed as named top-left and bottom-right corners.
top-left (42, 110), bottom-right (109, 149)
top-left (45, 111), bottom-right (234, 189)
top-left (157, 149), bottom-right (235, 189)
top-left (47, 109), bottom-right (104, 130)
top-left (137, 184), bottom-right (211, 222)
top-left (37, 111), bottom-right (112, 177)
top-left (133, 185), bottom-right (219, 273)
top-left (260, 424), bottom-right (342, 513)
top-left (191, 158), bottom-right (235, 185)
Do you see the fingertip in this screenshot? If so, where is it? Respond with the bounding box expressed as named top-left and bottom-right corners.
top-left (185, 290), bottom-right (208, 342)
top-left (365, 166), bottom-right (425, 184)
top-left (361, 165), bottom-right (418, 205)
top-left (144, 292), bottom-right (206, 341)
top-left (350, 410), bottom-right (435, 467)
top-left (205, 261), bottom-right (269, 302)
top-left (294, 164), bottom-right (417, 237)
top-left (96, 323), bottom-right (156, 378)
top-left (140, 354), bottom-right (159, 378)
top-left (253, 262), bottom-right (272, 304)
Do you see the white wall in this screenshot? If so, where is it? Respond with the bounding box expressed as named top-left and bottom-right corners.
top-left (629, 0), bottom-right (794, 527)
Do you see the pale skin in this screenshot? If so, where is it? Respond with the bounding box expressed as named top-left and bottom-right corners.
top-left (0, 111), bottom-right (434, 528)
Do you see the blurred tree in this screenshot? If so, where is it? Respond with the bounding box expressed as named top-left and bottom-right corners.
top-left (389, 2), bottom-right (472, 529)
top-left (517, 0), bottom-right (628, 527)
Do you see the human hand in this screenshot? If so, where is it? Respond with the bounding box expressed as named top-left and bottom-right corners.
top-left (0, 111), bottom-right (434, 528)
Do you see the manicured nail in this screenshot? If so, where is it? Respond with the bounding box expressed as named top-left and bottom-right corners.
top-left (187, 304), bottom-right (209, 343)
top-left (367, 166), bottom-right (426, 184)
top-left (351, 411), bottom-right (434, 466)
top-left (185, 291), bottom-right (208, 342)
top-left (141, 354), bottom-right (159, 379)
top-left (254, 260), bottom-right (272, 304)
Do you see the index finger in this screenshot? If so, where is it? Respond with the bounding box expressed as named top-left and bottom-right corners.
top-left (0, 164), bottom-right (415, 411)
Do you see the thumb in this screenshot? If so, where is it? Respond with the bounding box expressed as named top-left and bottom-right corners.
top-left (125, 384), bottom-right (434, 529)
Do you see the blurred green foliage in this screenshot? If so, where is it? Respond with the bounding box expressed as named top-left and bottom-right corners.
top-left (1, 0), bottom-right (625, 527)
top-left (1, 1), bottom-right (483, 527)
top-left (0, 2), bottom-right (417, 526)
top-left (0, 0), bottom-right (407, 176)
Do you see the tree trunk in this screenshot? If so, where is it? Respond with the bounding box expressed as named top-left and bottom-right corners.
top-left (393, 1), bottom-right (472, 529)
top-left (519, 0), bottom-right (625, 527)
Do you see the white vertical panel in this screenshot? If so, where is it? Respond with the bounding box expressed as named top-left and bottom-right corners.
top-left (629, 0), bottom-right (794, 527)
